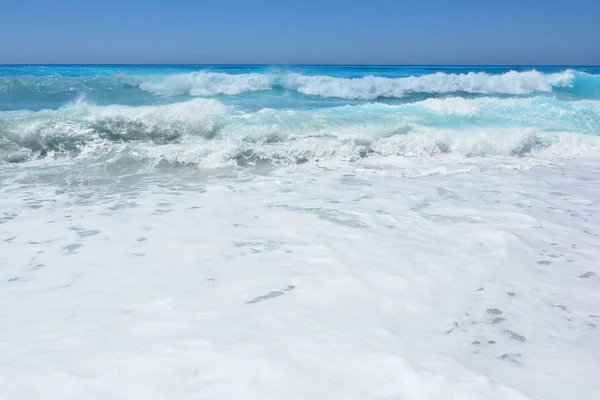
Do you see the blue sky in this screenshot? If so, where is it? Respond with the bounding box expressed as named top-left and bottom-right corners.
top-left (1, 0), bottom-right (599, 65)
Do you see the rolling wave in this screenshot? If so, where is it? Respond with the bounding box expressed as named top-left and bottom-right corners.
top-left (128, 70), bottom-right (580, 99)
top-left (2, 97), bottom-right (599, 166)
top-left (0, 98), bottom-right (226, 157)
top-left (281, 70), bottom-right (574, 99)
top-left (3, 70), bottom-right (599, 100)
top-left (123, 72), bottom-right (274, 96)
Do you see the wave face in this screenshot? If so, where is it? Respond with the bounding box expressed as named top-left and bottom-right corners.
top-left (2, 95), bottom-right (600, 167)
top-left (0, 98), bottom-right (225, 162)
top-left (1, 65), bottom-right (600, 170)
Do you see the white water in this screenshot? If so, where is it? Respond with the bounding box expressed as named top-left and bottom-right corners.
top-left (2, 64), bottom-right (600, 399)
top-left (127, 70), bottom-right (576, 99)
top-left (282, 70), bottom-right (574, 100)
top-left (1, 157), bottom-right (600, 399)
top-left (129, 72), bottom-right (274, 97)
top-left (3, 97), bottom-right (600, 166)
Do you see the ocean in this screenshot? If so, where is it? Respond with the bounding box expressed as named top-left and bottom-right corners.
top-left (1, 65), bottom-right (599, 399)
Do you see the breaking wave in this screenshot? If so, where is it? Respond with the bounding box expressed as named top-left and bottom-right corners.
top-left (3, 70), bottom-right (599, 102)
top-left (281, 70), bottom-right (575, 100)
top-left (124, 70), bottom-right (585, 99)
top-left (2, 97), bottom-right (599, 166)
top-left (123, 72), bottom-right (274, 96)
top-left (0, 98), bottom-right (226, 157)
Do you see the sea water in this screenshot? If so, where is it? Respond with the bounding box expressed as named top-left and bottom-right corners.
top-left (1, 65), bottom-right (600, 399)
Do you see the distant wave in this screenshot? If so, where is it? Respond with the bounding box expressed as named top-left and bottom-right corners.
top-left (3, 70), bottom-right (599, 101)
top-left (122, 72), bottom-right (274, 96)
top-left (282, 70), bottom-right (574, 99)
top-left (124, 70), bottom-right (579, 99)
top-left (2, 97), bottom-right (599, 166)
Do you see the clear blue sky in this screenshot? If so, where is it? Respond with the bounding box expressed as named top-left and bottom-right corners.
top-left (1, 0), bottom-right (599, 65)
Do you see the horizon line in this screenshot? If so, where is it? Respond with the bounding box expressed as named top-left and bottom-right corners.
top-left (1, 63), bottom-right (599, 68)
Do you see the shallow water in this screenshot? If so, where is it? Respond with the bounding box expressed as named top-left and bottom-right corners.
top-left (1, 65), bottom-right (600, 399)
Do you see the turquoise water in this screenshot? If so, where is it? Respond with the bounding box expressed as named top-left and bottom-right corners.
top-left (1, 65), bottom-right (600, 168)
top-left (2, 65), bottom-right (600, 111)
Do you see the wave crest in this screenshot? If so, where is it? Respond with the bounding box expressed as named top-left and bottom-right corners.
top-left (282, 70), bottom-right (574, 100)
top-left (0, 98), bottom-right (227, 157)
top-left (123, 70), bottom-right (577, 100)
top-left (1, 70), bottom-right (589, 101)
top-left (125, 72), bottom-right (274, 96)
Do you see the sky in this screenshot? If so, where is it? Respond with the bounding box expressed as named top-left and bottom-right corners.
top-left (1, 0), bottom-right (599, 65)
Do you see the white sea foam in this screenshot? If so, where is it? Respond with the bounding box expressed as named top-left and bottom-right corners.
top-left (124, 70), bottom-right (577, 99)
top-left (419, 97), bottom-right (481, 116)
top-left (283, 70), bottom-right (575, 99)
top-left (0, 98), bottom-right (227, 157)
top-left (2, 97), bottom-right (600, 166)
top-left (129, 72), bottom-right (274, 96)
top-left (1, 156), bottom-right (599, 399)
top-left (132, 128), bottom-right (600, 170)
top-left (3, 65), bottom-right (600, 400)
